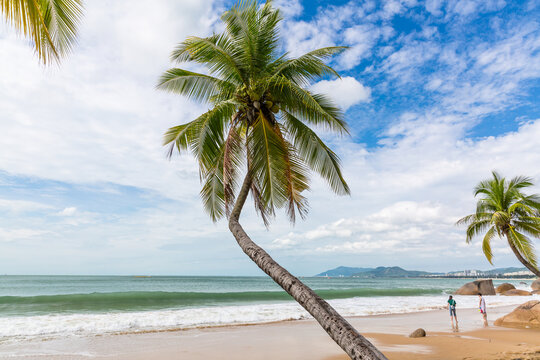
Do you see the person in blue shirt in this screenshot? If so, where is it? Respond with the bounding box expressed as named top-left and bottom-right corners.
top-left (447, 295), bottom-right (458, 330)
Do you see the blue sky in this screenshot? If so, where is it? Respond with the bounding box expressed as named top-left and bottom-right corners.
top-left (0, 0), bottom-right (539, 275)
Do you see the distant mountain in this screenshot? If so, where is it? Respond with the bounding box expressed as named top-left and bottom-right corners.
top-left (315, 266), bottom-right (374, 277)
top-left (315, 266), bottom-right (434, 278)
top-left (315, 265), bottom-right (531, 278)
top-left (352, 266), bottom-right (432, 278)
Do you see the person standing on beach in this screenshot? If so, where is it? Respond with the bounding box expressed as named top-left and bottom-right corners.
top-left (478, 293), bottom-right (488, 327)
top-left (447, 295), bottom-right (458, 330)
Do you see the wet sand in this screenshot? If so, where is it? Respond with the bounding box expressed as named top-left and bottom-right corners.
top-left (3, 305), bottom-right (540, 359)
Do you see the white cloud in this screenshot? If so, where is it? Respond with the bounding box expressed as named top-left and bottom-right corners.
top-left (0, 228), bottom-right (50, 242)
top-left (1, 0), bottom-right (539, 275)
top-left (0, 0), bottom-right (219, 201)
top-left (0, 199), bottom-right (52, 213)
top-left (311, 77), bottom-right (371, 110)
top-left (274, 0), bottom-right (303, 18)
top-left (58, 207), bottom-right (77, 216)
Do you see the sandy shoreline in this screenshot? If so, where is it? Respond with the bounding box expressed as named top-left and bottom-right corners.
top-left (2, 305), bottom-right (540, 359)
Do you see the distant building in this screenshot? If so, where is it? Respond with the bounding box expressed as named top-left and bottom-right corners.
top-left (504, 270), bottom-right (533, 276)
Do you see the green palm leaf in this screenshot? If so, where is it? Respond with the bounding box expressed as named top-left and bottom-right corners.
top-left (171, 34), bottom-right (246, 84)
top-left (1, 0), bottom-right (83, 65)
top-left (271, 47), bottom-right (347, 86)
top-left (247, 112), bottom-right (289, 214)
top-left (508, 227), bottom-right (537, 268)
top-left (156, 68), bottom-right (235, 104)
top-left (482, 227), bottom-right (496, 264)
top-left (267, 75), bottom-right (348, 134)
top-left (284, 112), bottom-right (349, 195)
top-left (458, 171), bottom-right (540, 275)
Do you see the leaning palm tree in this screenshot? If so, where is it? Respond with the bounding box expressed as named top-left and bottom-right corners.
top-left (457, 171), bottom-right (540, 277)
top-left (157, 1), bottom-right (386, 359)
top-left (1, 0), bottom-right (83, 65)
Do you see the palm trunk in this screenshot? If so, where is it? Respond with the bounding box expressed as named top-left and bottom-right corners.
top-left (228, 174), bottom-right (387, 360)
top-left (506, 235), bottom-right (540, 277)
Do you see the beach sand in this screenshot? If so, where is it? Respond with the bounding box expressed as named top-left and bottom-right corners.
top-left (3, 305), bottom-right (540, 359)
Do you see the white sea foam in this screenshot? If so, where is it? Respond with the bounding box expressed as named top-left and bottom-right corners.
top-left (1, 293), bottom-right (537, 343)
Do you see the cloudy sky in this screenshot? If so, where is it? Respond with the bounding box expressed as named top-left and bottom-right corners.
top-left (0, 0), bottom-right (539, 276)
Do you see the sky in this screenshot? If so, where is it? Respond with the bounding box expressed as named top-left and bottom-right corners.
top-left (0, 0), bottom-right (539, 276)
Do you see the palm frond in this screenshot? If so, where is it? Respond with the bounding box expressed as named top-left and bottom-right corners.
top-left (270, 47), bottom-right (347, 86)
top-left (508, 227), bottom-right (538, 268)
top-left (482, 226), bottom-right (496, 264)
top-left (156, 68), bottom-right (236, 104)
top-left (284, 112), bottom-right (349, 195)
top-left (455, 212), bottom-right (492, 226)
top-left (1, 0), bottom-right (83, 64)
top-left (247, 111), bottom-right (289, 215)
top-left (200, 147), bottom-right (226, 222)
top-left (508, 175), bottom-right (534, 191)
top-left (274, 124), bottom-right (309, 222)
top-left (171, 34), bottom-right (246, 84)
top-left (221, 0), bottom-right (259, 79)
top-left (513, 220), bottom-right (540, 238)
top-left (267, 75), bottom-right (348, 134)
top-left (465, 219), bottom-right (492, 243)
top-left (192, 100), bottom-right (238, 172)
top-left (223, 124), bottom-right (244, 216)
top-left (163, 100), bottom-right (237, 169)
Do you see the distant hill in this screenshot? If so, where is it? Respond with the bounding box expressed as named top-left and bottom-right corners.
top-left (315, 266), bottom-right (373, 277)
top-left (315, 265), bottom-right (531, 278)
top-left (315, 266), bottom-right (435, 278)
top-left (353, 266), bottom-right (432, 278)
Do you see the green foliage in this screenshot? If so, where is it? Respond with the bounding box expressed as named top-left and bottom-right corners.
top-left (457, 171), bottom-right (540, 269)
top-left (1, 0), bottom-right (83, 65)
top-left (158, 0), bottom-right (350, 224)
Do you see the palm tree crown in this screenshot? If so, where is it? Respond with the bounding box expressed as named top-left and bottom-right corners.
top-left (457, 171), bottom-right (540, 274)
top-left (158, 0), bottom-right (350, 225)
top-left (1, 0), bottom-right (83, 65)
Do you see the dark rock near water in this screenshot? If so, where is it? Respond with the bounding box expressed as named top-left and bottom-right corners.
top-left (532, 279), bottom-right (540, 291)
top-left (409, 328), bottom-right (426, 338)
top-left (494, 301), bottom-right (540, 328)
top-left (454, 279), bottom-right (496, 295)
top-left (496, 283), bottom-right (516, 293)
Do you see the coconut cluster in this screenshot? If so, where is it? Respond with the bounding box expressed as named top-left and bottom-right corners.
top-left (236, 86), bottom-right (280, 114)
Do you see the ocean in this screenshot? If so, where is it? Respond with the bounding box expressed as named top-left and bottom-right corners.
top-left (0, 275), bottom-right (537, 344)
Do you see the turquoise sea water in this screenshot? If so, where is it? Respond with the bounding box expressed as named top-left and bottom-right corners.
top-left (0, 276), bottom-right (536, 341)
top-left (0, 275), bottom-right (457, 316)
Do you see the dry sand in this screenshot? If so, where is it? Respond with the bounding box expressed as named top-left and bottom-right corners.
top-left (3, 305), bottom-right (540, 359)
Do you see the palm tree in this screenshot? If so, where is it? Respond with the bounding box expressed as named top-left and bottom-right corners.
top-left (157, 1), bottom-right (386, 359)
top-left (457, 171), bottom-right (540, 277)
top-left (1, 0), bottom-right (83, 65)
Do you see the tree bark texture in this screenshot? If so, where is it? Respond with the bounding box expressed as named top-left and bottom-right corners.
top-left (506, 235), bottom-right (540, 277)
top-left (228, 174), bottom-right (388, 360)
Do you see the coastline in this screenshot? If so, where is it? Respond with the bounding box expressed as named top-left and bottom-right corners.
top-left (3, 305), bottom-right (540, 359)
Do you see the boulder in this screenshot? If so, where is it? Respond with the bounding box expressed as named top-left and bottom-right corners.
top-left (532, 279), bottom-right (540, 291)
top-left (494, 300), bottom-right (540, 328)
top-left (502, 289), bottom-right (531, 296)
top-left (496, 283), bottom-right (516, 293)
top-left (409, 328), bottom-right (426, 338)
top-left (454, 279), bottom-right (496, 295)
top-left (532, 290), bottom-right (540, 295)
